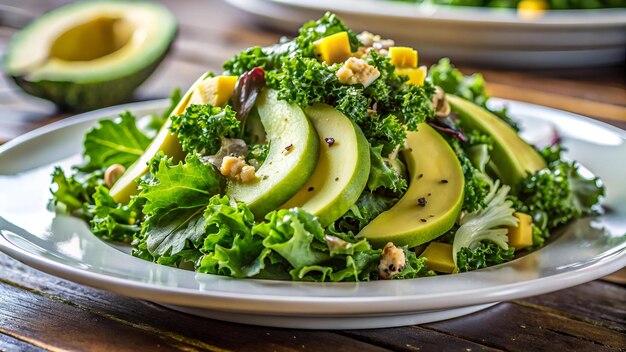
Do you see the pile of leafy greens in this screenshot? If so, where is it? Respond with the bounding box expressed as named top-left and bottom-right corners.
top-left (50, 12), bottom-right (604, 280)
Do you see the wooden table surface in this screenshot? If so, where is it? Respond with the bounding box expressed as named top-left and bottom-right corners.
top-left (0, 1), bottom-right (625, 351)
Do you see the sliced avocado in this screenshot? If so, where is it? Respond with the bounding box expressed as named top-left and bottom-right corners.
top-left (227, 89), bottom-right (319, 217)
top-left (447, 95), bottom-right (547, 186)
top-left (3, 1), bottom-right (176, 111)
top-left (281, 103), bottom-right (370, 227)
top-left (357, 124), bottom-right (464, 248)
top-left (110, 72), bottom-right (213, 204)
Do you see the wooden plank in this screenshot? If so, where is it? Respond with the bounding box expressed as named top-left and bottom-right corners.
top-left (0, 281), bottom-right (224, 352)
top-left (514, 281), bottom-right (626, 332)
top-left (424, 302), bottom-right (626, 351)
top-left (0, 333), bottom-right (47, 352)
top-left (0, 253), bottom-right (391, 352)
top-left (340, 326), bottom-right (503, 352)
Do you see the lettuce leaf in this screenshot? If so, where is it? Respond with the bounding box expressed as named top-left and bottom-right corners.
top-left (81, 111), bottom-right (152, 170)
top-left (135, 154), bottom-right (224, 259)
top-left (367, 144), bottom-right (407, 194)
top-left (90, 186), bottom-right (143, 242)
top-left (255, 209), bottom-right (330, 268)
top-left (50, 167), bottom-right (104, 216)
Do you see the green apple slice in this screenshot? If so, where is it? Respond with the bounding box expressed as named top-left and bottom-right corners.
top-left (447, 95), bottom-right (546, 186)
top-left (356, 124), bottom-right (464, 248)
top-left (227, 89), bottom-right (319, 217)
top-left (281, 103), bottom-right (370, 227)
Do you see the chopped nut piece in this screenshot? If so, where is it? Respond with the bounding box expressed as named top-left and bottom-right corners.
top-left (432, 86), bottom-right (451, 118)
top-left (379, 242), bottom-right (406, 279)
top-left (220, 156), bottom-right (257, 183)
top-left (336, 57), bottom-right (381, 88)
top-left (104, 164), bottom-right (126, 188)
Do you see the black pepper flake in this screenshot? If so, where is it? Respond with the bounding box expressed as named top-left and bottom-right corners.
top-left (324, 137), bottom-right (335, 146)
top-left (428, 193), bottom-right (431, 196)
top-left (417, 174), bottom-right (424, 179)
top-left (420, 218), bottom-right (427, 223)
top-left (307, 186), bottom-right (315, 192)
top-left (283, 144), bottom-right (293, 153)
top-left (417, 197), bottom-right (427, 207)
top-left (429, 215), bottom-right (434, 218)
top-left (335, 177), bottom-right (339, 181)
top-left (440, 179), bottom-right (448, 184)
top-left (408, 148), bottom-right (413, 152)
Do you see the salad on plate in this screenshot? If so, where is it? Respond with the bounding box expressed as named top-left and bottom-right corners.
top-left (49, 13), bottom-right (604, 282)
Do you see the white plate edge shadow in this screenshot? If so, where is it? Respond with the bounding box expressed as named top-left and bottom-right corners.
top-left (0, 99), bottom-right (625, 328)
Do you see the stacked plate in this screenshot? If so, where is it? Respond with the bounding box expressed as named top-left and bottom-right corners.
top-left (225, 0), bottom-right (626, 68)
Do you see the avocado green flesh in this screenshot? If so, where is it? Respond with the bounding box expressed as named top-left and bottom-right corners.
top-left (281, 103), bottom-right (370, 227)
top-left (3, 1), bottom-right (176, 111)
top-left (109, 73), bottom-right (209, 204)
top-left (356, 124), bottom-right (464, 249)
top-left (227, 90), bottom-right (320, 217)
top-left (447, 95), bottom-right (546, 186)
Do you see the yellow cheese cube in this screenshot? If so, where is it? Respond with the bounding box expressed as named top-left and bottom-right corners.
top-left (189, 75), bottom-right (238, 107)
top-left (508, 212), bottom-right (533, 249)
top-left (395, 66), bottom-right (427, 86)
top-left (313, 32), bottom-right (352, 65)
top-left (389, 47), bottom-right (418, 68)
top-left (419, 242), bottom-right (455, 273)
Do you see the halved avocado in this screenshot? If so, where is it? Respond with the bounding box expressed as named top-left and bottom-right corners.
top-left (281, 103), bottom-right (370, 227)
top-left (447, 95), bottom-right (546, 186)
top-left (227, 89), bottom-right (319, 217)
top-left (109, 72), bottom-right (213, 204)
top-left (3, 1), bottom-right (177, 111)
top-left (356, 124), bottom-right (464, 248)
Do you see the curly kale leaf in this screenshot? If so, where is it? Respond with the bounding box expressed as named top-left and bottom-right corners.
top-left (394, 247), bottom-right (436, 279)
top-left (267, 55), bottom-right (339, 107)
top-left (456, 241), bottom-right (515, 272)
top-left (295, 12), bottom-right (361, 57)
top-left (90, 186), bottom-right (144, 242)
top-left (512, 147), bottom-right (604, 246)
top-left (169, 104), bottom-right (240, 155)
top-left (429, 58), bottom-right (520, 131)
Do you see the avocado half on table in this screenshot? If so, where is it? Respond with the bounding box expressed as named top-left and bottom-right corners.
top-left (3, 1), bottom-right (177, 111)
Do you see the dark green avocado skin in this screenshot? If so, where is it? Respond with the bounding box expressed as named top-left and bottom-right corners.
top-left (11, 36), bottom-right (176, 112)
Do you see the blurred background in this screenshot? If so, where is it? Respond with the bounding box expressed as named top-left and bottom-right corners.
top-left (0, 0), bottom-right (624, 145)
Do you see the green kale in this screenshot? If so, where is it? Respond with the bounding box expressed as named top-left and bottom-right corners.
top-left (367, 144), bottom-right (408, 194)
top-left (169, 104), bottom-right (240, 155)
top-left (90, 186), bottom-right (144, 242)
top-left (458, 153), bottom-right (490, 212)
top-left (456, 241), bottom-right (515, 272)
top-left (295, 12), bottom-right (361, 57)
top-left (393, 247), bottom-right (436, 279)
top-left (247, 144), bottom-right (269, 165)
top-left (429, 58), bottom-right (520, 131)
top-left (512, 146), bottom-right (605, 246)
top-left (80, 111), bottom-right (152, 171)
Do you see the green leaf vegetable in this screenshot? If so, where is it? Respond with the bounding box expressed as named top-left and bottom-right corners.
top-left (50, 167), bottom-right (104, 215)
top-left (90, 186), bottom-right (144, 242)
top-left (169, 104), bottom-right (240, 155)
top-left (452, 181), bottom-right (518, 267)
top-left (366, 144), bottom-right (408, 194)
top-left (133, 154), bottom-right (224, 263)
top-left (511, 146), bottom-right (605, 246)
top-left (81, 111), bottom-right (152, 171)
top-left (456, 241), bottom-right (515, 272)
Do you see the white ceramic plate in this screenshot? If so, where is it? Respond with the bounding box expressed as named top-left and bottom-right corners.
top-left (224, 0), bottom-right (626, 68)
top-left (0, 100), bottom-right (624, 329)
